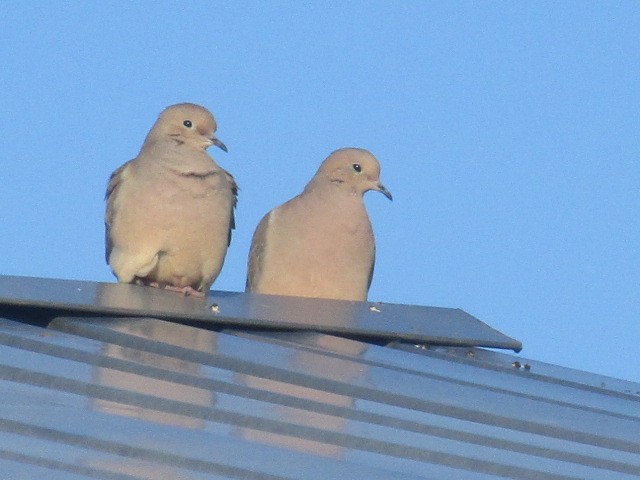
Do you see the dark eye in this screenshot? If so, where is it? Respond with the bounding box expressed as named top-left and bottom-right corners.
top-left (183, 120), bottom-right (193, 128)
top-left (352, 163), bottom-right (361, 172)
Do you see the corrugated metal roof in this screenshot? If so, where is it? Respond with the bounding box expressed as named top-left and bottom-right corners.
top-left (0, 275), bottom-right (639, 479)
top-left (0, 275), bottom-right (521, 351)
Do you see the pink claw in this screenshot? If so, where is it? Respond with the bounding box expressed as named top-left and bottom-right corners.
top-left (146, 282), bottom-right (206, 297)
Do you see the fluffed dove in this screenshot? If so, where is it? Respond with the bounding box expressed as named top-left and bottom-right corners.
top-left (246, 148), bottom-right (392, 301)
top-left (105, 103), bottom-right (237, 297)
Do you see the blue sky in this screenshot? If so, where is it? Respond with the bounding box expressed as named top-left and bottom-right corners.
top-left (1, 2), bottom-right (638, 382)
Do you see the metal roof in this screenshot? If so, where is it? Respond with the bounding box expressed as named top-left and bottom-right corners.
top-left (0, 275), bottom-right (522, 351)
top-left (0, 275), bottom-right (638, 479)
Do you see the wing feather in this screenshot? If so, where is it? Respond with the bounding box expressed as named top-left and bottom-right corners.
top-left (245, 211), bottom-right (272, 292)
top-left (104, 160), bottom-right (133, 264)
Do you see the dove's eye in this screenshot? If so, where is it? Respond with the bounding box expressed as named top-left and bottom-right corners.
top-left (352, 163), bottom-right (362, 173)
top-left (183, 120), bottom-right (193, 128)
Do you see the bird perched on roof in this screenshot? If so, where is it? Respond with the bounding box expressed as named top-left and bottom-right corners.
top-left (105, 103), bottom-right (237, 297)
top-left (246, 148), bottom-right (392, 301)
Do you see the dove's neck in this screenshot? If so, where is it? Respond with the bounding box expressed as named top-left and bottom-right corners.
top-left (301, 177), bottom-right (367, 221)
top-left (299, 176), bottom-right (372, 242)
top-left (304, 176), bottom-right (363, 201)
top-left (140, 139), bottom-right (220, 176)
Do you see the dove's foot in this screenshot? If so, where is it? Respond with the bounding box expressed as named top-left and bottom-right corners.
top-left (147, 282), bottom-right (206, 297)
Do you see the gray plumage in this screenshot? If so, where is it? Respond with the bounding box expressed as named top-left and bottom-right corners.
top-left (105, 103), bottom-right (236, 296)
top-left (246, 148), bottom-right (391, 301)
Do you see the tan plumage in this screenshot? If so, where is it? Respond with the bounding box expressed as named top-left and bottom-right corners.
top-left (105, 103), bottom-right (237, 296)
top-left (246, 148), bottom-right (392, 301)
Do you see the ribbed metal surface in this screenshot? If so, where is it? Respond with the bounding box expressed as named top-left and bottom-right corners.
top-left (0, 309), bottom-right (638, 478)
top-left (0, 275), bottom-right (521, 351)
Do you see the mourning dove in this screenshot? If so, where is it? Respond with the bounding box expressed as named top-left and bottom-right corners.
top-left (246, 148), bottom-right (392, 301)
top-left (105, 103), bottom-right (237, 297)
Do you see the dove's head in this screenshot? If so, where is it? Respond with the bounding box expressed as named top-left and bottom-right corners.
top-left (317, 148), bottom-right (392, 200)
top-left (145, 103), bottom-right (227, 152)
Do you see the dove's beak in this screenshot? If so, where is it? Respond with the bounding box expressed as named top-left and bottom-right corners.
top-left (211, 136), bottom-right (228, 152)
top-left (377, 182), bottom-right (393, 201)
